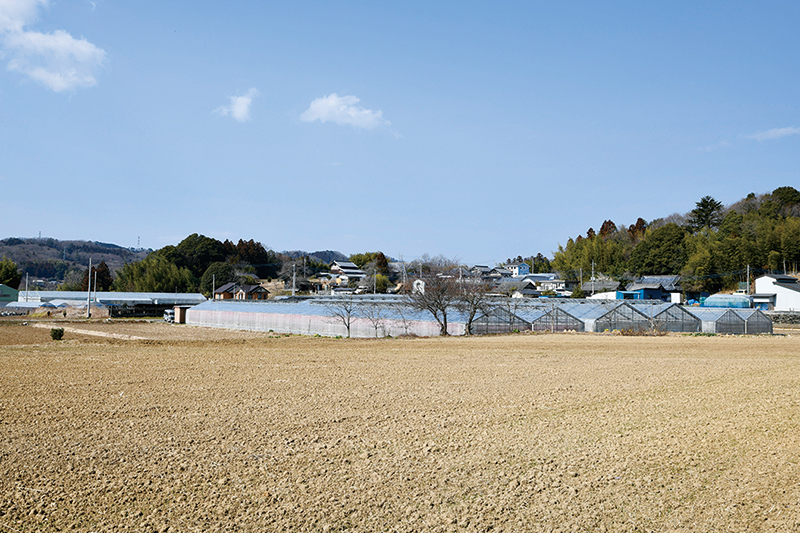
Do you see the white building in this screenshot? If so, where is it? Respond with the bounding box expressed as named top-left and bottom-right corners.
top-left (753, 274), bottom-right (800, 311)
top-left (506, 262), bottom-right (530, 276)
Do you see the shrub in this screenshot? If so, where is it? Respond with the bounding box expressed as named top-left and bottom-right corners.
top-left (50, 328), bottom-right (64, 341)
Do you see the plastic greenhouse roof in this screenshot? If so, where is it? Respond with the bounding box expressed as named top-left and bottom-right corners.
top-left (18, 291), bottom-right (207, 305)
top-left (686, 308), bottom-right (742, 321)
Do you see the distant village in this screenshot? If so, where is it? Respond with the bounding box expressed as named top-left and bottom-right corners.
top-left (2, 187), bottom-right (799, 336)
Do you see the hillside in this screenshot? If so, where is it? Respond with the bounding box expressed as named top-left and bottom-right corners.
top-left (0, 238), bottom-right (150, 281)
top-left (281, 250), bottom-right (348, 264)
top-left (551, 187), bottom-right (800, 293)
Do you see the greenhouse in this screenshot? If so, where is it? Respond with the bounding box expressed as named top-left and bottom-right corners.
top-left (470, 306), bottom-right (531, 335)
top-left (731, 308), bottom-right (773, 334)
top-left (594, 303), bottom-right (652, 332)
top-left (688, 308), bottom-right (746, 334)
top-left (186, 297), bottom-right (467, 338)
top-left (631, 302), bottom-right (702, 333)
top-left (184, 295), bottom-right (772, 337)
top-left (555, 302), bottom-right (650, 332)
top-left (527, 306), bottom-right (585, 332)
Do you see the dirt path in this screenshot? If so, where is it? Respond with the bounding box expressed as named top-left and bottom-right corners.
top-left (29, 322), bottom-right (147, 340)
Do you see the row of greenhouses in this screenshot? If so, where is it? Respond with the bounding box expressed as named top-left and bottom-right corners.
top-left (469, 300), bottom-right (772, 335)
top-left (185, 296), bottom-right (772, 337)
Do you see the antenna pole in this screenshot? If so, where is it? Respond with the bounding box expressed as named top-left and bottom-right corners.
top-left (86, 258), bottom-right (92, 318)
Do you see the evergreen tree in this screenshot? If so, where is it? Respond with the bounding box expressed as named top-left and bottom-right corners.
top-left (0, 256), bottom-right (22, 289)
top-left (687, 196), bottom-right (724, 230)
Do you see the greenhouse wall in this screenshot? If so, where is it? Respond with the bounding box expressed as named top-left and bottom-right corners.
top-left (530, 308), bottom-right (584, 332)
top-left (187, 305), bottom-right (465, 338)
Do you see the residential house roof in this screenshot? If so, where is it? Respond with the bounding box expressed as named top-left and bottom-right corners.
top-left (581, 280), bottom-right (622, 292)
top-left (638, 275), bottom-right (681, 292)
top-left (626, 282), bottom-right (665, 291)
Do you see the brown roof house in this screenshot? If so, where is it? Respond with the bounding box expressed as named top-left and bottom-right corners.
top-left (214, 282), bottom-right (270, 300)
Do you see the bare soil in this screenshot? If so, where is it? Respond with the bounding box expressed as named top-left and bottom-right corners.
top-left (1, 322), bottom-right (799, 532)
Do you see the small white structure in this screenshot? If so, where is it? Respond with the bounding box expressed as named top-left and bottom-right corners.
top-left (754, 275), bottom-right (800, 311)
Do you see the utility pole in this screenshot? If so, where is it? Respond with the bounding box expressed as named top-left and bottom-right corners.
top-left (212, 274), bottom-right (216, 298)
top-left (591, 261), bottom-right (595, 296)
top-left (25, 273), bottom-right (29, 302)
top-left (292, 263), bottom-right (296, 297)
top-left (747, 265), bottom-right (750, 295)
top-left (86, 258), bottom-right (92, 318)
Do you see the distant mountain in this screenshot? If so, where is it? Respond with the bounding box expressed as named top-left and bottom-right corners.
top-left (281, 250), bottom-right (348, 264)
top-left (0, 237), bottom-right (150, 280)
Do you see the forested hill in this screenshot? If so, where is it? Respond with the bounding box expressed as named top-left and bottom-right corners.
top-left (551, 187), bottom-right (800, 293)
top-left (282, 250), bottom-right (348, 264)
top-left (0, 238), bottom-right (150, 281)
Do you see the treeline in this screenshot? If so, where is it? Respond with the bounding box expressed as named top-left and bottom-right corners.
top-left (551, 187), bottom-right (800, 293)
top-left (110, 234), bottom-right (286, 295)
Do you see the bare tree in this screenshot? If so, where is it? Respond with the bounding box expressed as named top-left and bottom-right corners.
top-left (405, 257), bottom-right (460, 336)
top-left (394, 304), bottom-right (414, 336)
top-left (324, 295), bottom-right (358, 338)
top-left (359, 302), bottom-right (388, 337)
top-left (455, 277), bottom-right (491, 335)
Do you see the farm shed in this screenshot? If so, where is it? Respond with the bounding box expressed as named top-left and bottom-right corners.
top-left (186, 297), bottom-right (467, 338)
top-left (687, 308), bottom-right (746, 334)
top-left (17, 290), bottom-right (206, 317)
top-left (630, 302), bottom-right (701, 333)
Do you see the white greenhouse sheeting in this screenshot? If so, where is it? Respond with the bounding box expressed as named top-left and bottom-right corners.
top-left (184, 297), bottom-right (773, 337)
top-left (186, 298), bottom-right (466, 338)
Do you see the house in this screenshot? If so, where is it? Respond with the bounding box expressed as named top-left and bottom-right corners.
top-left (328, 261), bottom-right (367, 287)
top-left (581, 280), bottom-right (623, 295)
top-left (637, 275), bottom-right (682, 303)
top-left (753, 274), bottom-right (800, 311)
top-left (214, 282), bottom-right (270, 300)
top-left (506, 262), bottom-right (530, 277)
top-left (528, 275), bottom-right (580, 294)
top-left (623, 282), bottom-right (669, 301)
top-left (489, 267), bottom-right (513, 278)
top-left (494, 279), bottom-right (538, 297)
top-left (330, 261), bottom-right (366, 279)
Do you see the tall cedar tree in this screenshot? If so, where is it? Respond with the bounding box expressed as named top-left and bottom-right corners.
top-left (81, 261), bottom-right (114, 291)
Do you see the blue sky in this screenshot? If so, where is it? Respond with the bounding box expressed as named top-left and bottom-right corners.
top-left (1, 1), bottom-right (799, 265)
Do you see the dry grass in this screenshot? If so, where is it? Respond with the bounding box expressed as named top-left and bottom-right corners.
top-left (1, 321), bottom-right (799, 531)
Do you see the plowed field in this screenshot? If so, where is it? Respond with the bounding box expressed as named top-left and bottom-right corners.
top-left (1, 321), bottom-right (799, 531)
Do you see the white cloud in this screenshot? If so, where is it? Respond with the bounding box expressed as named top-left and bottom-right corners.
top-left (0, 0), bottom-right (106, 92)
top-left (747, 127), bottom-right (800, 141)
top-left (0, 0), bottom-right (45, 33)
top-left (300, 93), bottom-right (391, 131)
top-left (215, 88), bottom-right (258, 122)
